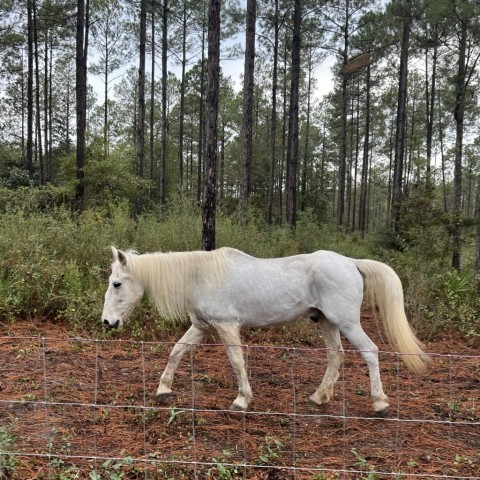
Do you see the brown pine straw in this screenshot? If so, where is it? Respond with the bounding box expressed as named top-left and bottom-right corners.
top-left (1, 314), bottom-right (479, 479)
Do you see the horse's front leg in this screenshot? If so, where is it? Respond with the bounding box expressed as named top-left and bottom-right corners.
top-left (214, 323), bottom-right (252, 411)
top-left (156, 324), bottom-right (206, 402)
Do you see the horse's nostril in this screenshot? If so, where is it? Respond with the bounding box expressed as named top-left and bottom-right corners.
top-left (103, 319), bottom-right (110, 326)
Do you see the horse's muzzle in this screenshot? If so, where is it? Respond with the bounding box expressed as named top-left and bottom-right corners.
top-left (103, 319), bottom-right (120, 329)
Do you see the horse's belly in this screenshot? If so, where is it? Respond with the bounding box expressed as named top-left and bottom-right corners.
top-left (195, 285), bottom-right (314, 328)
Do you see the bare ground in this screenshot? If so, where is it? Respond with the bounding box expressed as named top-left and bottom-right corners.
top-left (1, 315), bottom-right (479, 480)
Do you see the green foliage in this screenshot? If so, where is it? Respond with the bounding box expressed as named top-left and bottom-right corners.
top-left (0, 426), bottom-right (17, 476)
top-left (425, 270), bottom-right (480, 337)
top-left (257, 435), bottom-right (284, 465)
top-left (0, 187), bottom-right (478, 340)
top-left (350, 448), bottom-right (379, 480)
top-left (207, 450), bottom-right (240, 480)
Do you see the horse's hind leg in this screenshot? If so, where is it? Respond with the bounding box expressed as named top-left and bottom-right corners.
top-left (156, 324), bottom-right (207, 401)
top-left (214, 323), bottom-right (252, 411)
top-left (309, 318), bottom-right (344, 407)
top-left (341, 323), bottom-right (389, 415)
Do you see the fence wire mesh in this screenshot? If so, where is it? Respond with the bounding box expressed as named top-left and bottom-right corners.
top-left (1, 332), bottom-right (479, 479)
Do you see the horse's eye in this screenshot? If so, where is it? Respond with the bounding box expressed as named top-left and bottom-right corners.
top-left (113, 282), bottom-right (122, 289)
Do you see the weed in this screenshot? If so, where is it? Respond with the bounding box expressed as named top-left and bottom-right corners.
top-left (257, 435), bottom-right (284, 465)
top-left (351, 448), bottom-right (379, 480)
top-left (89, 455), bottom-right (135, 480)
top-left (208, 450), bottom-right (240, 479)
top-left (0, 426), bottom-right (17, 477)
top-left (167, 407), bottom-right (185, 425)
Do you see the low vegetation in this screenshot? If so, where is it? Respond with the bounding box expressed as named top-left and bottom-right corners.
top-left (0, 187), bottom-right (478, 340)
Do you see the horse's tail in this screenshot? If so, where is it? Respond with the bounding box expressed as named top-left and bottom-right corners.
top-left (354, 259), bottom-right (429, 374)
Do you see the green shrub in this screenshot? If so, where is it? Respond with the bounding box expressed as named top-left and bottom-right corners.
top-left (0, 187), bottom-right (478, 340)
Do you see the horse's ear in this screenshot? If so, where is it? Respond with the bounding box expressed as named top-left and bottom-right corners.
top-left (111, 246), bottom-right (128, 267)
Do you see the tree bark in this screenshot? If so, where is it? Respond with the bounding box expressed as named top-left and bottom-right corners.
top-left (150, 5), bottom-right (155, 191)
top-left (359, 60), bottom-right (371, 237)
top-left (178, 4), bottom-right (187, 189)
top-left (266, 0), bottom-right (279, 225)
top-left (239, 0), bottom-right (256, 218)
top-left (33, 0), bottom-right (44, 184)
top-left (135, 0), bottom-right (147, 216)
top-left (197, 5), bottom-right (207, 203)
top-left (391, 0), bottom-right (411, 231)
top-left (285, 0), bottom-right (301, 230)
top-left (425, 43), bottom-right (437, 191)
top-left (451, 22), bottom-right (467, 271)
top-left (301, 48), bottom-right (313, 213)
top-left (160, 0), bottom-right (168, 206)
top-left (336, 0), bottom-right (349, 227)
top-left (75, 0), bottom-right (89, 212)
top-left (475, 174), bottom-right (480, 293)
top-left (202, 0), bottom-right (221, 251)
top-left (26, 0), bottom-right (34, 176)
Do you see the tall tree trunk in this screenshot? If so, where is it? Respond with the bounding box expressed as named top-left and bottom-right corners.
top-left (178, 4), bottom-right (187, 189)
top-left (425, 43), bottom-right (437, 191)
top-left (21, 50), bottom-right (25, 163)
top-left (352, 82), bottom-right (360, 230)
top-left (103, 27), bottom-right (109, 159)
top-left (150, 5), bottom-right (155, 192)
top-left (197, 5), bottom-right (207, 203)
top-left (239, 0), bottom-right (256, 218)
top-left (452, 22), bottom-right (467, 271)
top-left (43, 28), bottom-right (49, 185)
top-left (266, 0), bottom-right (279, 225)
top-left (278, 43), bottom-right (288, 225)
top-left (337, 0), bottom-right (349, 226)
top-left (285, 0), bottom-right (301, 230)
top-left (160, 0), bottom-right (168, 206)
top-left (75, 0), bottom-right (89, 212)
top-left (439, 107), bottom-right (447, 212)
top-left (391, 0), bottom-right (411, 231)
top-left (301, 48), bottom-right (313, 212)
top-left (47, 36), bottom-right (53, 182)
top-left (26, 0), bottom-right (34, 177)
top-left (202, 0), bottom-right (221, 251)
top-left (476, 174), bottom-right (480, 294)
top-left (33, 0), bottom-right (44, 184)
top-left (220, 122), bottom-right (225, 200)
top-left (359, 60), bottom-right (371, 237)
top-left (136, 0), bottom-right (147, 216)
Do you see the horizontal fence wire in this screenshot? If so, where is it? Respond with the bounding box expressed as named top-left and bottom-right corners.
top-left (1, 333), bottom-right (479, 479)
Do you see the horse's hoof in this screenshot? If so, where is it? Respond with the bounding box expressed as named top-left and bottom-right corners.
top-left (308, 394), bottom-right (329, 407)
top-left (375, 406), bottom-right (389, 418)
top-left (155, 392), bottom-right (172, 404)
top-left (229, 403), bottom-right (246, 412)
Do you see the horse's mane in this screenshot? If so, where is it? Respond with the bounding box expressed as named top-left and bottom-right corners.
top-left (124, 248), bottom-right (229, 322)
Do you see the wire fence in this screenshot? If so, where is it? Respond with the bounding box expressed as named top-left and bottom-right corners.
top-left (1, 333), bottom-right (479, 479)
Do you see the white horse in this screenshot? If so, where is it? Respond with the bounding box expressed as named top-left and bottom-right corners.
top-left (102, 246), bottom-right (428, 415)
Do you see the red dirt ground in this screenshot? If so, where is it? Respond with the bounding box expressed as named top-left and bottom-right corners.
top-left (1, 315), bottom-right (479, 480)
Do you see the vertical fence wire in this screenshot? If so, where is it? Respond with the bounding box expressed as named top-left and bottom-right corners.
top-left (141, 341), bottom-right (148, 479)
top-left (189, 343), bottom-right (198, 479)
top-left (42, 337), bottom-right (54, 480)
top-left (94, 339), bottom-right (100, 475)
top-left (243, 343), bottom-right (249, 480)
top-left (290, 347), bottom-right (297, 480)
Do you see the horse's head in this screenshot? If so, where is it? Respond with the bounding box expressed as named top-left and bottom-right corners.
top-left (102, 247), bottom-right (144, 329)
